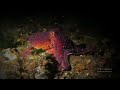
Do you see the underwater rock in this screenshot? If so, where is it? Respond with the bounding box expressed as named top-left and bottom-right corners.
top-left (60, 71), bottom-right (72, 79)
top-left (0, 71), bottom-right (7, 79)
top-left (35, 73), bottom-right (48, 79)
top-left (2, 48), bottom-right (17, 61)
top-left (35, 65), bottom-right (48, 79)
top-left (69, 55), bottom-right (92, 72)
top-left (67, 55), bottom-right (98, 79)
top-left (0, 59), bottom-right (20, 79)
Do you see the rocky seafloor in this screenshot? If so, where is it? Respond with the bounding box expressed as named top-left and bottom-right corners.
top-left (0, 17), bottom-right (114, 79)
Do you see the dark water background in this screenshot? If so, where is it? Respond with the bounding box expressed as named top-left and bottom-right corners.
top-left (0, 7), bottom-right (117, 47)
top-left (0, 9), bottom-right (112, 35)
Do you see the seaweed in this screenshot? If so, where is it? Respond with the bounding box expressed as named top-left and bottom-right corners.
top-left (31, 48), bottom-right (46, 55)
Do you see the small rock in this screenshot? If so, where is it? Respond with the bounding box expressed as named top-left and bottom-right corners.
top-left (74, 64), bottom-right (85, 73)
top-left (85, 59), bottom-right (91, 65)
top-left (35, 73), bottom-right (48, 79)
top-left (2, 48), bottom-right (17, 61)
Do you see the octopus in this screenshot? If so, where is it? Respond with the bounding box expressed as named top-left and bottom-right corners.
top-left (21, 27), bottom-right (96, 71)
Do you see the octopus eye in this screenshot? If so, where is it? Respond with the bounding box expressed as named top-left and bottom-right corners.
top-left (50, 31), bottom-right (55, 36)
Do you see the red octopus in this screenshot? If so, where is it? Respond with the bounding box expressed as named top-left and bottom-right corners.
top-left (21, 27), bottom-right (76, 71)
top-left (21, 27), bottom-right (96, 71)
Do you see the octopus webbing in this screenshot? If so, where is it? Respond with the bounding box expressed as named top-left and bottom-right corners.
top-left (21, 27), bottom-right (96, 71)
